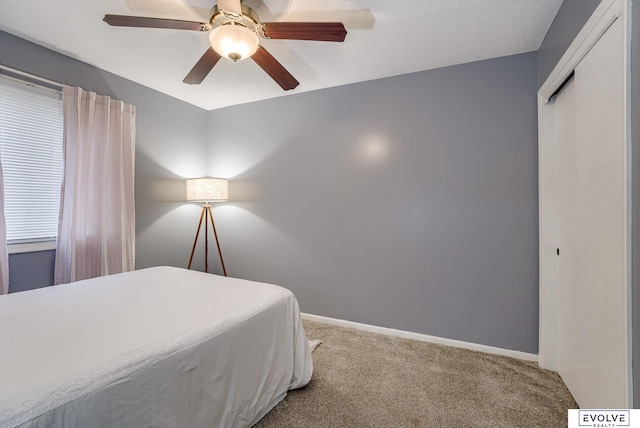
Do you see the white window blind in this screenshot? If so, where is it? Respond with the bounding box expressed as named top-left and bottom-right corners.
top-left (0, 76), bottom-right (63, 244)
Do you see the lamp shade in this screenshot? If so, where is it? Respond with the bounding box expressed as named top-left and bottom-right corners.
top-left (186, 178), bottom-right (228, 202)
top-left (209, 24), bottom-right (259, 61)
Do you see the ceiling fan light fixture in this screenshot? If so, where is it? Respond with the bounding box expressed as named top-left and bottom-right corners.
top-left (209, 24), bottom-right (259, 61)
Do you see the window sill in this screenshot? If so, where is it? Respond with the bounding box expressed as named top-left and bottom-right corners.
top-left (8, 241), bottom-right (56, 254)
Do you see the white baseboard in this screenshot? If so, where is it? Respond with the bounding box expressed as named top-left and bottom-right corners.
top-left (301, 313), bottom-right (539, 363)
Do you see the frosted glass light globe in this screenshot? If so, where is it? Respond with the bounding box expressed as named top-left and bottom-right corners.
top-left (209, 24), bottom-right (259, 61)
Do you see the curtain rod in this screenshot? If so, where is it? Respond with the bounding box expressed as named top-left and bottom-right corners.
top-left (0, 65), bottom-right (64, 92)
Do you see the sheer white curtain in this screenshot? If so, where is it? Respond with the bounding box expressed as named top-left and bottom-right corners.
top-left (0, 160), bottom-right (8, 295)
top-left (54, 85), bottom-right (135, 284)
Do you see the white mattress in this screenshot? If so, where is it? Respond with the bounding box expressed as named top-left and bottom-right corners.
top-left (0, 266), bottom-right (312, 427)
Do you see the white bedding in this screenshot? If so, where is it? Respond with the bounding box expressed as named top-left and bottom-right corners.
top-left (0, 266), bottom-right (312, 427)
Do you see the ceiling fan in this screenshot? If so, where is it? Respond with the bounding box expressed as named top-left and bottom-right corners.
top-left (103, 0), bottom-right (347, 91)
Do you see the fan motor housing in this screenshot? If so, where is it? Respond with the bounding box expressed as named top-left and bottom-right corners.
top-left (209, 5), bottom-right (260, 32)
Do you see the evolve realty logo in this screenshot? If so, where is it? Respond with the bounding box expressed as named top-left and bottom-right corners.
top-left (578, 410), bottom-right (630, 427)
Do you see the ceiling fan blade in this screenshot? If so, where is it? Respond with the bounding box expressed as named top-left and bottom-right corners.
top-left (251, 46), bottom-right (299, 91)
top-left (104, 14), bottom-right (211, 31)
top-left (183, 48), bottom-right (222, 85)
top-left (260, 22), bottom-right (347, 42)
top-left (217, 0), bottom-right (243, 17)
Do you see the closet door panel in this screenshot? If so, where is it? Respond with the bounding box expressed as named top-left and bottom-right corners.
top-left (555, 17), bottom-right (628, 408)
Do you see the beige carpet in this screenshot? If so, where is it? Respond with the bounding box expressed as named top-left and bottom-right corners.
top-left (254, 320), bottom-right (577, 427)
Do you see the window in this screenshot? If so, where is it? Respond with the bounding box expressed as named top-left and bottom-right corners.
top-left (0, 75), bottom-right (64, 251)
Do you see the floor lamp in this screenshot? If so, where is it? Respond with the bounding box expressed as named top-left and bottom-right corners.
top-left (186, 177), bottom-right (228, 276)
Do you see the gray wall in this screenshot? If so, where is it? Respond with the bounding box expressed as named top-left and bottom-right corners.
top-left (0, 30), bottom-right (210, 292)
top-left (8, 251), bottom-right (55, 293)
top-left (632, 0), bottom-right (640, 409)
top-left (207, 52), bottom-right (540, 353)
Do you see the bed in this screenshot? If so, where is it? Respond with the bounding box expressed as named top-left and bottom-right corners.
top-left (0, 266), bottom-right (312, 427)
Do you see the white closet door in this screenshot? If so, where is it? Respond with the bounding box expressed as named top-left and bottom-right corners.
top-left (554, 16), bottom-right (628, 408)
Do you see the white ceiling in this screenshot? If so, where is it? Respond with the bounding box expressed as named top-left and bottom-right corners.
top-left (0, 0), bottom-right (563, 111)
